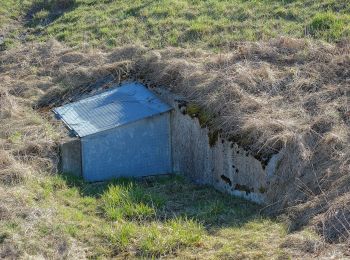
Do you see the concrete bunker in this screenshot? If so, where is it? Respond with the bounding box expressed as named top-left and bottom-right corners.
top-left (55, 81), bottom-right (281, 204)
top-left (54, 82), bottom-right (173, 182)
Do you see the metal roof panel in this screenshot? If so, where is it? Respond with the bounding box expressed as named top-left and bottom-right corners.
top-left (53, 82), bottom-right (172, 137)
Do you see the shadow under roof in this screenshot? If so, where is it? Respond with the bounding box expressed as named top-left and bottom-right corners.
top-left (53, 82), bottom-right (172, 137)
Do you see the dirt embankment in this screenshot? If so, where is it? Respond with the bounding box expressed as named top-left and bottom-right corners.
top-left (0, 37), bottom-right (349, 244)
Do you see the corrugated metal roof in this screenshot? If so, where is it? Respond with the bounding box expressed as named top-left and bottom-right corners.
top-left (53, 82), bottom-right (172, 137)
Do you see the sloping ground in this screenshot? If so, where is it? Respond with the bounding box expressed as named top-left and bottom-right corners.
top-left (0, 0), bottom-right (33, 49)
top-left (0, 46), bottom-right (313, 258)
top-left (0, 37), bottom-right (349, 251)
top-left (2, 0), bottom-right (350, 50)
top-left (32, 0), bottom-right (350, 48)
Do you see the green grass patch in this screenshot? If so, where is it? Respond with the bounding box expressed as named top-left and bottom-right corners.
top-left (1, 173), bottom-right (294, 258)
top-left (3, 0), bottom-right (349, 50)
top-left (309, 12), bottom-right (349, 41)
top-left (139, 217), bottom-right (203, 257)
top-left (101, 182), bottom-right (164, 221)
top-left (186, 103), bottom-right (212, 127)
top-left (0, 1), bottom-right (32, 49)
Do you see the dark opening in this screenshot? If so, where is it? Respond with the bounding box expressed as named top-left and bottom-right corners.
top-left (234, 183), bottom-right (254, 195)
top-left (220, 175), bottom-right (232, 186)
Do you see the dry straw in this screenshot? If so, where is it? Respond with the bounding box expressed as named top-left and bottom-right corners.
top-left (0, 37), bottom-right (349, 243)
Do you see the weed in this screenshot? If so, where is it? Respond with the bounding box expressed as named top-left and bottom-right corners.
top-left (0, 232), bottom-right (9, 243)
top-left (186, 103), bottom-right (211, 127)
top-left (103, 222), bottom-right (138, 251)
top-left (8, 131), bottom-right (22, 144)
top-left (31, 9), bottom-right (50, 26)
top-left (34, 0), bottom-right (75, 11)
top-left (139, 217), bottom-right (203, 257)
top-left (101, 182), bottom-right (164, 221)
top-left (309, 12), bottom-right (346, 40)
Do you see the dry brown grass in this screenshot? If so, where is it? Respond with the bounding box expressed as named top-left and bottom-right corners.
top-left (0, 37), bottom-right (349, 249)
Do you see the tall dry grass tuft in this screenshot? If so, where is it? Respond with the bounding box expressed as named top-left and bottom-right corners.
top-left (0, 37), bottom-right (349, 244)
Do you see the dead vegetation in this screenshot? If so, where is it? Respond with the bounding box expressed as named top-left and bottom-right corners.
top-left (0, 37), bottom-right (349, 253)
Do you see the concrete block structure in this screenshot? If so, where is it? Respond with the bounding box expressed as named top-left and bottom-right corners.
top-left (55, 81), bottom-right (280, 204)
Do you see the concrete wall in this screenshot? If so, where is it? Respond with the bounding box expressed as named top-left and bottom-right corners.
top-left (154, 88), bottom-right (280, 204)
top-left (81, 112), bottom-right (172, 182)
top-left (60, 138), bottom-right (82, 177)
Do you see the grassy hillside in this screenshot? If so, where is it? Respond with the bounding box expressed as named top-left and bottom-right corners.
top-left (2, 0), bottom-right (350, 49)
top-left (0, 1), bottom-right (23, 28)
top-left (1, 37), bottom-right (348, 258)
top-left (0, 0), bottom-right (350, 258)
